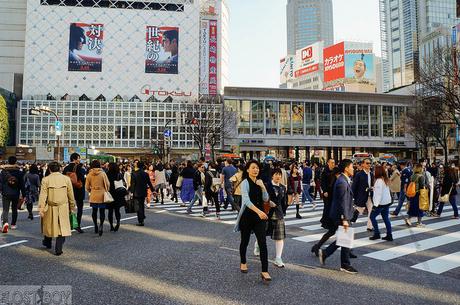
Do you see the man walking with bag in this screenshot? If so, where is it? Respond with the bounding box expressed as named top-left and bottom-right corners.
top-left (319, 159), bottom-right (358, 274)
top-left (63, 153), bottom-right (86, 233)
top-left (130, 162), bottom-right (154, 226)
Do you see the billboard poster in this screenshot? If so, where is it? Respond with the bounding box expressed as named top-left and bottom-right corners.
top-left (294, 41), bottom-right (322, 78)
top-left (280, 55), bottom-right (295, 84)
top-left (200, 20), bottom-right (210, 95)
top-left (323, 42), bottom-right (345, 82)
top-left (292, 104), bottom-right (304, 123)
top-left (68, 23), bottom-right (104, 72)
top-left (145, 26), bottom-right (179, 74)
top-left (344, 52), bottom-right (375, 85)
top-left (208, 20), bottom-right (218, 95)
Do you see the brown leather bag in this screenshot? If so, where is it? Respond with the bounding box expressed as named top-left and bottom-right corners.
top-left (66, 165), bottom-right (82, 189)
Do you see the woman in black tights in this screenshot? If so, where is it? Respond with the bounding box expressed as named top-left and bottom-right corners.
top-left (107, 162), bottom-right (127, 232)
top-left (85, 160), bottom-right (110, 236)
top-left (234, 160), bottom-right (271, 283)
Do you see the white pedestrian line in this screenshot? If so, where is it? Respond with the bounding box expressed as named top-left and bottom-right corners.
top-left (411, 251), bottom-right (460, 274)
top-left (0, 240), bottom-right (28, 249)
top-left (364, 231), bottom-right (460, 261)
top-left (72, 216), bottom-right (139, 232)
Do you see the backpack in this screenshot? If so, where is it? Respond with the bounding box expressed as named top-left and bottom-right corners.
top-left (406, 182), bottom-right (416, 198)
top-left (209, 171), bottom-right (221, 193)
top-left (4, 170), bottom-right (19, 189)
top-left (66, 165), bottom-right (83, 189)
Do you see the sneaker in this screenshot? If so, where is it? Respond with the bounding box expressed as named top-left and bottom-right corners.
top-left (2, 223), bottom-right (9, 233)
top-left (201, 212), bottom-right (206, 218)
top-left (10, 225), bottom-right (17, 230)
top-left (416, 222), bottom-right (425, 227)
top-left (186, 208), bottom-right (192, 214)
top-left (451, 216), bottom-right (459, 219)
top-left (404, 218), bottom-right (412, 227)
top-left (340, 265), bottom-right (358, 274)
top-left (318, 249), bottom-right (326, 266)
top-left (273, 257), bottom-right (285, 268)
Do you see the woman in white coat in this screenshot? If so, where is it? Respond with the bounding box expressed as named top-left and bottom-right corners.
top-left (369, 165), bottom-right (393, 241)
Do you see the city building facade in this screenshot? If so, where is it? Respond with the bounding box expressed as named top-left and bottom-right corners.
top-left (223, 87), bottom-right (416, 161)
top-left (286, 0), bottom-right (333, 55)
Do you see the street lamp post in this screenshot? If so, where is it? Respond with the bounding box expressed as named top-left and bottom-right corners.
top-left (29, 106), bottom-right (61, 162)
top-left (164, 119), bottom-right (174, 163)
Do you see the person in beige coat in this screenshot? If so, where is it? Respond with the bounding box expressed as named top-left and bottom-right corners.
top-left (85, 160), bottom-right (110, 236)
top-left (38, 162), bottom-right (76, 256)
top-left (389, 165), bottom-right (401, 200)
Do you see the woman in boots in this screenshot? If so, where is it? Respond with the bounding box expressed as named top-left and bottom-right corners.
top-left (107, 162), bottom-right (126, 232)
top-left (85, 160), bottom-right (110, 236)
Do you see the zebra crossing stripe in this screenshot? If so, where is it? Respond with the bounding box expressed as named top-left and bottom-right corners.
top-left (411, 251), bottom-right (460, 274)
top-left (364, 231), bottom-right (460, 261)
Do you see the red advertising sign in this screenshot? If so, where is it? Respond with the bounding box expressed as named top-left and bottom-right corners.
top-left (208, 20), bottom-right (218, 95)
top-left (323, 42), bottom-right (345, 82)
top-left (294, 63), bottom-right (319, 78)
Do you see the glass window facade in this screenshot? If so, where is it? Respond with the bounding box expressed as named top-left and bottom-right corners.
top-left (318, 103), bottom-right (330, 136)
top-left (292, 102), bottom-right (304, 135)
top-left (265, 101), bottom-right (278, 135)
top-left (279, 102), bottom-right (291, 135)
top-left (332, 104), bottom-right (343, 136)
top-left (370, 105), bottom-right (381, 137)
top-left (305, 102), bottom-right (316, 135)
top-left (345, 104), bottom-right (356, 136)
top-left (358, 105), bottom-right (369, 137)
top-left (251, 100), bottom-right (264, 135)
top-left (382, 106), bottom-right (393, 137)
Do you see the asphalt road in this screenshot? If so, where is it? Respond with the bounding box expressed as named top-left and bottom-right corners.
top-left (1, 198), bottom-right (460, 305)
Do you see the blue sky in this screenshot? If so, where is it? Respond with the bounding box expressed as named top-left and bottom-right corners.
top-left (227, 0), bottom-right (381, 87)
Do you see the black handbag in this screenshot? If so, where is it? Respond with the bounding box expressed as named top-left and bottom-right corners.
top-left (125, 197), bottom-right (140, 214)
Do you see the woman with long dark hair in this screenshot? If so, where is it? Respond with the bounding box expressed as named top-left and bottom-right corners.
top-left (234, 160), bottom-right (271, 283)
top-left (435, 166), bottom-right (459, 219)
top-left (107, 162), bottom-right (126, 232)
top-left (369, 165), bottom-right (393, 241)
top-left (24, 164), bottom-right (41, 220)
top-left (405, 164), bottom-right (425, 227)
top-left (179, 161), bottom-right (196, 206)
top-left (85, 160), bottom-right (110, 236)
top-left (288, 163), bottom-right (303, 219)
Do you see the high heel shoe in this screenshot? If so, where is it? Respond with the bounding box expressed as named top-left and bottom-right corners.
top-left (240, 263), bottom-right (248, 273)
top-left (260, 272), bottom-right (272, 283)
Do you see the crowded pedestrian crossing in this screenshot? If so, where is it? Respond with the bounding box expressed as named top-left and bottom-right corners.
top-left (153, 196), bottom-right (460, 275)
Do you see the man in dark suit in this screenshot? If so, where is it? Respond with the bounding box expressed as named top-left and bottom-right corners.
top-left (130, 161), bottom-right (154, 226)
top-left (319, 159), bottom-right (357, 274)
top-left (63, 153), bottom-right (86, 233)
top-left (351, 158), bottom-right (374, 231)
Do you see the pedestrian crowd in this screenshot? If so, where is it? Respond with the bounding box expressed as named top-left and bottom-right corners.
top-left (1, 153), bottom-right (458, 282)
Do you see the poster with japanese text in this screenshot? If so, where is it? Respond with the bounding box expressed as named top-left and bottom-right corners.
top-left (68, 23), bottom-right (103, 72)
top-left (323, 42), bottom-right (345, 82)
top-left (208, 20), bottom-right (218, 95)
top-left (145, 26), bottom-right (179, 74)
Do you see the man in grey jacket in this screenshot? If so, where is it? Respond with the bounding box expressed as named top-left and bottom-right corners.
top-left (319, 159), bottom-right (358, 274)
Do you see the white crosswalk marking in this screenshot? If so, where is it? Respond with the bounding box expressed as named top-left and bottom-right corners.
top-left (411, 251), bottom-right (460, 274)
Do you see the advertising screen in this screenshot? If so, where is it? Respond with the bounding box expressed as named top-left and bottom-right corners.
top-left (145, 26), bottom-right (179, 74)
top-left (294, 41), bottom-right (322, 78)
top-left (323, 42), bottom-right (345, 82)
top-left (200, 20), bottom-right (210, 94)
top-left (68, 23), bottom-right (104, 72)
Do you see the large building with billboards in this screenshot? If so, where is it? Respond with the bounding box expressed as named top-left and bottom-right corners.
top-left (223, 87), bottom-right (416, 162)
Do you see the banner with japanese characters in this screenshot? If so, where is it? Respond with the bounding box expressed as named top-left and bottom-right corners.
top-left (68, 23), bottom-right (104, 72)
top-left (199, 20), bottom-right (210, 94)
top-left (208, 20), bottom-right (218, 95)
top-left (145, 26), bottom-right (179, 74)
top-left (323, 42), bottom-right (345, 82)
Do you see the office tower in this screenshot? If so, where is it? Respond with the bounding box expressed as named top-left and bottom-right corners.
top-left (286, 0), bottom-right (334, 55)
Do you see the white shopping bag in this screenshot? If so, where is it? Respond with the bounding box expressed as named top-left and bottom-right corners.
top-left (336, 226), bottom-right (355, 249)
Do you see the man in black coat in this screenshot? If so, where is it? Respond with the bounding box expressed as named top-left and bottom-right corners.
top-left (319, 159), bottom-right (358, 274)
top-left (320, 159), bottom-right (335, 205)
top-left (351, 158), bottom-right (374, 231)
top-left (130, 161), bottom-right (154, 226)
top-left (0, 156), bottom-right (25, 233)
top-left (63, 153), bottom-right (86, 233)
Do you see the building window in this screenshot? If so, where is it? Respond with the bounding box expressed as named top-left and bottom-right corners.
top-left (318, 103), bottom-right (330, 136)
top-left (265, 101), bottom-right (278, 135)
top-left (305, 102), bottom-right (316, 136)
top-left (279, 102), bottom-right (291, 135)
top-left (345, 104), bottom-right (356, 136)
top-left (292, 102), bottom-right (304, 135)
top-left (358, 105), bottom-right (369, 137)
top-left (239, 100), bottom-right (251, 135)
top-left (395, 106), bottom-right (405, 137)
top-left (370, 105), bottom-right (380, 137)
top-left (382, 106), bottom-right (393, 137)
top-left (251, 100), bottom-right (264, 135)
top-left (332, 104), bottom-right (343, 136)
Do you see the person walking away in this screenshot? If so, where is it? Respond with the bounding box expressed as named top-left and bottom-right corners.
top-left (313, 163), bottom-right (322, 200)
top-left (404, 164), bottom-right (426, 227)
top-left (388, 164), bottom-right (400, 201)
top-left (435, 166), bottom-right (459, 219)
top-left (146, 164), bottom-right (156, 208)
top-left (204, 162), bottom-right (221, 218)
top-left (169, 162), bottom-right (179, 203)
top-left (234, 160), bottom-right (271, 283)
top-left (369, 165), bottom-right (393, 241)
top-left (318, 159), bottom-right (358, 274)
top-left (85, 160), bottom-right (110, 236)
top-left (186, 163), bottom-right (206, 214)
top-left (351, 158), bottom-right (374, 231)
top-left (0, 156), bottom-right (25, 233)
top-left (288, 163), bottom-right (303, 219)
top-left (124, 165), bottom-right (132, 190)
top-left (24, 164), bottom-right (41, 220)
top-left (229, 165), bottom-right (244, 212)
top-left (179, 161), bottom-right (196, 206)
top-left (301, 161), bottom-right (316, 209)
top-left (320, 159), bottom-right (335, 215)
top-left (63, 153), bottom-right (86, 233)
top-left (130, 162), bottom-right (154, 226)
top-left (107, 162), bottom-right (127, 232)
top-left (38, 162), bottom-right (76, 255)
top-left (221, 159), bottom-right (238, 210)
top-left (392, 161), bottom-right (412, 216)
top-left (154, 163), bottom-right (167, 205)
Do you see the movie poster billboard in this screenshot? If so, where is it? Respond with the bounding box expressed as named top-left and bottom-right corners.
top-left (68, 23), bottom-right (104, 72)
top-left (145, 26), bottom-right (179, 74)
top-left (323, 42), bottom-right (345, 82)
top-left (280, 55), bottom-right (295, 84)
top-left (200, 20), bottom-right (210, 94)
top-left (208, 20), bottom-right (218, 95)
top-left (294, 41), bottom-right (323, 78)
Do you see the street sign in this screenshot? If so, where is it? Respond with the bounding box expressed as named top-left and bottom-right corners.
top-left (164, 129), bottom-right (172, 137)
top-left (55, 121), bottom-right (62, 136)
